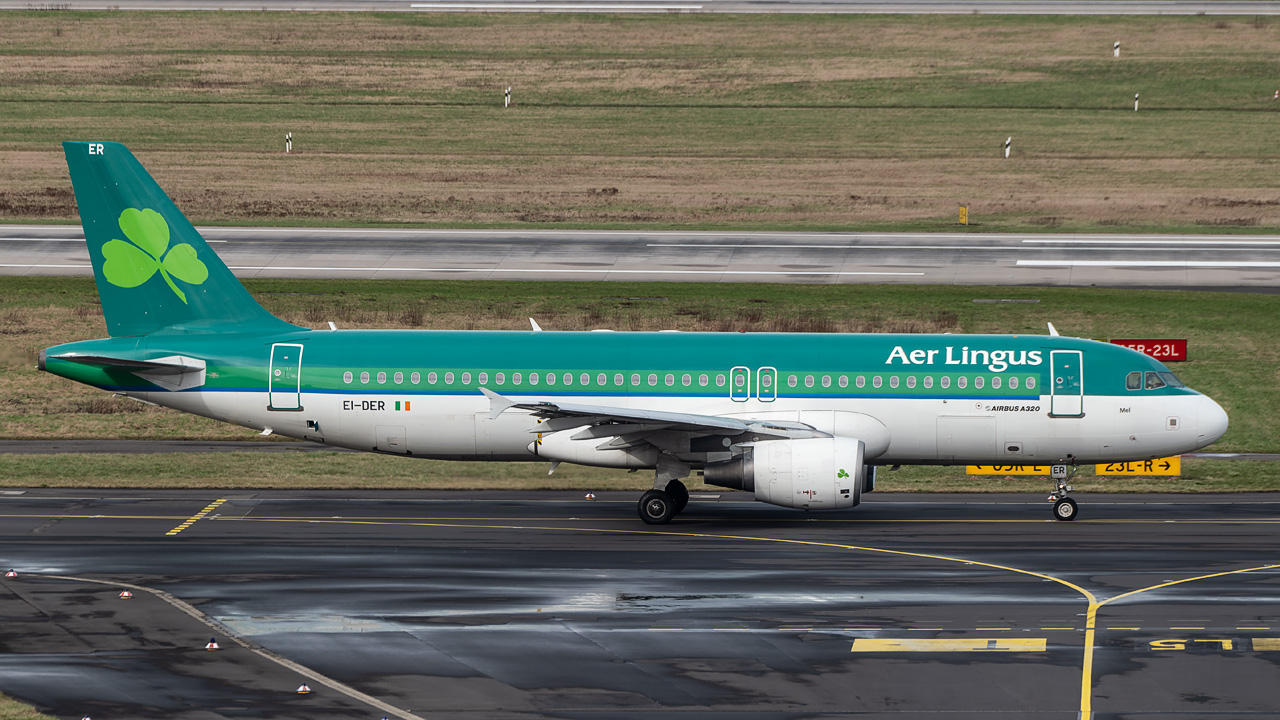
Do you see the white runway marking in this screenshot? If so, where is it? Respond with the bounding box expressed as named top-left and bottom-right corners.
top-left (1017, 260), bottom-right (1280, 268)
top-left (224, 266), bottom-right (925, 276)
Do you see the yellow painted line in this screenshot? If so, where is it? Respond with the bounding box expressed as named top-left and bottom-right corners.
top-left (1171, 626), bottom-right (1205, 630)
top-left (165, 499), bottom-right (227, 537)
top-left (1253, 638), bottom-right (1280, 650)
top-left (906, 627), bottom-right (945, 631)
top-left (977, 627), bottom-right (1013, 631)
top-left (1042, 627), bottom-right (1076, 631)
top-left (0, 514), bottom-right (188, 520)
top-left (1106, 627), bottom-right (1141, 631)
top-left (852, 638), bottom-right (1047, 652)
top-left (1238, 626), bottom-right (1270, 630)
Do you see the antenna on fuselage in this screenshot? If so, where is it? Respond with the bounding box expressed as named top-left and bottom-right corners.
top-left (1047, 322), bottom-right (1060, 337)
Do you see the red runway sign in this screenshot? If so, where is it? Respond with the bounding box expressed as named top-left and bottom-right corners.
top-left (1111, 339), bottom-right (1187, 362)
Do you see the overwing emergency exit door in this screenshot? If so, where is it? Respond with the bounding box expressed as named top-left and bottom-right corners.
top-left (269, 343), bottom-right (303, 411)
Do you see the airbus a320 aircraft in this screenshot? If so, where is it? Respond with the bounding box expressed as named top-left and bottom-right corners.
top-left (41, 142), bottom-right (1229, 523)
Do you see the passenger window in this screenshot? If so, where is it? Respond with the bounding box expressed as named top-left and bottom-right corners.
top-left (665, 374), bottom-right (674, 386)
top-left (889, 376), bottom-right (899, 389)
top-left (343, 371), bottom-right (353, 384)
top-left (839, 376), bottom-right (848, 388)
top-left (1145, 371), bottom-right (1166, 390)
top-left (513, 372), bottom-right (522, 385)
top-left (394, 372), bottom-right (403, 384)
top-left (805, 376), bottom-right (815, 388)
top-left (648, 373), bottom-right (658, 386)
top-left (682, 374), bottom-right (692, 386)
top-left (428, 372), bottom-right (437, 384)
top-left (699, 374), bottom-right (709, 386)
top-left (957, 376), bottom-right (967, 389)
top-left (496, 372), bottom-right (506, 385)
top-left (444, 372), bottom-right (454, 384)
top-left (906, 376), bottom-right (916, 389)
top-left (530, 373), bottom-right (540, 385)
top-left (974, 377), bottom-right (983, 389)
top-left (361, 372), bottom-right (370, 384)
top-left (941, 376), bottom-right (951, 389)
top-left (924, 376), bottom-right (934, 389)
top-left (377, 372), bottom-right (387, 384)
top-left (545, 373), bottom-right (555, 385)
top-left (788, 375), bottom-right (798, 388)
top-left (614, 373), bottom-right (624, 386)
top-left (596, 373), bottom-right (606, 386)
top-left (631, 373), bottom-right (641, 386)
top-left (761, 374), bottom-right (772, 389)
top-left (411, 372), bottom-right (420, 384)
top-left (822, 375), bottom-right (831, 388)
top-left (716, 374), bottom-right (726, 387)
top-left (856, 376), bottom-right (865, 388)
top-left (1009, 376), bottom-right (1018, 389)
top-left (872, 376), bottom-right (882, 389)
top-left (462, 372), bottom-right (472, 384)
top-left (581, 373), bottom-right (590, 385)
top-left (479, 372), bottom-right (488, 384)
top-left (991, 376), bottom-right (1000, 389)
top-left (1026, 376), bottom-right (1036, 390)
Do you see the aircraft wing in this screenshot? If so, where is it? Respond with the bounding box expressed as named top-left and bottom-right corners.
top-left (479, 387), bottom-right (824, 439)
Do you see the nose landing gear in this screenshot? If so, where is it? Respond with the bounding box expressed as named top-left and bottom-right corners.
top-left (1048, 464), bottom-right (1079, 521)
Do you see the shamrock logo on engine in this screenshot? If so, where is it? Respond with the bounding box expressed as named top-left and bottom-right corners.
top-left (101, 208), bottom-right (208, 304)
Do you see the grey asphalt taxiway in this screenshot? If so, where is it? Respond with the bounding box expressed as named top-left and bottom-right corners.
top-left (4, 225), bottom-right (1280, 289)
top-left (2, 490), bottom-right (1279, 719)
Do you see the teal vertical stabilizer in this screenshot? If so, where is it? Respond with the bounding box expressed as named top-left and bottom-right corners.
top-left (63, 141), bottom-right (302, 337)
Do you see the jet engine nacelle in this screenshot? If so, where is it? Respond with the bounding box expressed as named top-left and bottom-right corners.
top-left (704, 437), bottom-right (865, 510)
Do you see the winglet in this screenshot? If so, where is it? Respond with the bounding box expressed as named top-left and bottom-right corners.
top-left (1047, 322), bottom-right (1060, 337)
top-left (480, 387), bottom-right (517, 419)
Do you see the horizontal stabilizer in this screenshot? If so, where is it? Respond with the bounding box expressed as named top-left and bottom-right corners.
top-left (50, 353), bottom-right (206, 391)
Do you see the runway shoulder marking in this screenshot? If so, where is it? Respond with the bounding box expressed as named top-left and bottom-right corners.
top-left (165, 498), bottom-right (226, 536)
top-left (851, 638), bottom-right (1047, 652)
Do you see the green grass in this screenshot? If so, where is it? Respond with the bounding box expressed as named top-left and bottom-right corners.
top-left (0, 453), bottom-right (1268, 492)
top-left (4, 13), bottom-right (1280, 230)
top-left (0, 696), bottom-right (54, 720)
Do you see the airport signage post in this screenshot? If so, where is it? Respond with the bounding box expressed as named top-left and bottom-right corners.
top-left (1110, 338), bottom-right (1187, 362)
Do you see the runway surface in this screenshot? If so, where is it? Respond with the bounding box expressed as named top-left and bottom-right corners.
top-left (1, 489), bottom-right (1278, 719)
top-left (5, 0), bottom-right (1280, 13)
top-left (4, 225), bottom-right (1280, 289)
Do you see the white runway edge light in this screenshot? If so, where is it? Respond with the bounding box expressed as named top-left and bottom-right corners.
top-left (206, 637), bottom-right (220, 651)
top-left (1004, 137), bottom-right (1011, 159)
top-left (585, 492), bottom-right (596, 500)
top-left (296, 683), bottom-right (312, 694)
top-left (118, 590), bottom-right (132, 599)
top-left (4, 570), bottom-right (15, 578)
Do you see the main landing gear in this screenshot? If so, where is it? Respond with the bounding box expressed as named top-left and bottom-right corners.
top-left (638, 479), bottom-right (688, 525)
top-left (1048, 465), bottom-right (1079, 521)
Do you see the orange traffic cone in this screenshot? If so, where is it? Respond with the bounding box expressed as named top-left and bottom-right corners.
top-left (296, 683), bottom-right (311, 694)
top-left (205, 637), bottom-right (220, 651)
top-left (119, 590), bottom-right (133, 599)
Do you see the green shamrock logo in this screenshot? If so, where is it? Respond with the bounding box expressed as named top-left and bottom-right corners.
top-left (837, 469), bottom-right (849, 479)
top-left (101, 208), bottom-right (208, 304)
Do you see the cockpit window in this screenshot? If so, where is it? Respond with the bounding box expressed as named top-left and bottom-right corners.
top-left (1125, 371), bottom-right (1142, 390)
top-left (1144, 371), bottom-right (1166, 390)
top-left (1158, 371), bottom-right (1185, 388)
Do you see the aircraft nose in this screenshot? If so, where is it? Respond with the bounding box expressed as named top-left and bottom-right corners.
top-left (1196, 396), bottom-right (1229, 446)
